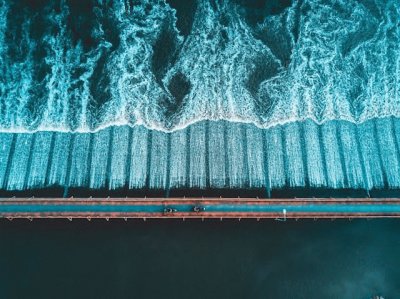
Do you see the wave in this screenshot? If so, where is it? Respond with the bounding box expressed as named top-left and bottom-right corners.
top-left (0, 0), bottom-right (399, 132)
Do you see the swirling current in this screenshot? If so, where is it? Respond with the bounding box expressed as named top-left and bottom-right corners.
top-left (0, 0), bottom-right (399, 132)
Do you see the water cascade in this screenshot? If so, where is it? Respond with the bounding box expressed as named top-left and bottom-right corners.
top-left (0, 0), bottom-right (399, 194)
top-left (0, 118), bottom-right (399, 194)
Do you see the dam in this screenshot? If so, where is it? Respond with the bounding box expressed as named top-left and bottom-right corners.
top-left (0, 0), bottom-right (400, 217)
top-left (1, 116), bottom-right (400, 219)
top-left (1, 117), bottom-right (400, 197)
top-left (1, 2), bottom-right (400, 298)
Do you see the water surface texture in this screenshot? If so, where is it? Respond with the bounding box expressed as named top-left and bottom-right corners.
top-left (0, 219), bottom-right (398, 298)
top-left (1, 0), bottom-right (400, 193)
top-left (0, 0), bottom-right (399, 132)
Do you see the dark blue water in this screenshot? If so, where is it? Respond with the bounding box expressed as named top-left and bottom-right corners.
top-left (0, 219), bottom-right (398, 298)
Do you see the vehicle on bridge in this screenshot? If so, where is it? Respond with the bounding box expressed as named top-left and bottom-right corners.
top-left (193, 206), bottom-right (206, 212)
top-left (163, 207), bottom-right (177, 214)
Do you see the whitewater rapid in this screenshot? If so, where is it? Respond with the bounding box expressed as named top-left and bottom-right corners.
top-left (0, 0), bottom-right (399, 132)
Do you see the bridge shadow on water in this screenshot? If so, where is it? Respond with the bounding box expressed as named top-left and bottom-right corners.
top-left (0, 185), bottom-right (399, 199)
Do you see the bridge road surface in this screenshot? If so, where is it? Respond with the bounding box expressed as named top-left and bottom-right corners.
top-left (1, 198), bottom-right (400, 219)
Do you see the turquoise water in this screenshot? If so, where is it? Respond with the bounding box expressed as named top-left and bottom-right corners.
top-left (1, 118), bottom-right (400, 193)
top-left (0, 0), bottom-right (399, 193)
top-left (0, 0), bottom-right (399, 131)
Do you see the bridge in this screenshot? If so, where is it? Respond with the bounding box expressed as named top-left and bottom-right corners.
top-left (1, 198), bottom-right (400, 219)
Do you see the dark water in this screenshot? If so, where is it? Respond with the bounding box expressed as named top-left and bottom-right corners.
top-left (0, 219), bottom-right (399, 298)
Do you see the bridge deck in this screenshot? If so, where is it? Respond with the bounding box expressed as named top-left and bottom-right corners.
top-left (1, 198), bottom-right (400, 219)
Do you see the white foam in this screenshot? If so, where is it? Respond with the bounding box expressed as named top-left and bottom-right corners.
top-left (0, 1), bottom-right (398, 132)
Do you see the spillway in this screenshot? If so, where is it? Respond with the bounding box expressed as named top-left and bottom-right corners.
top-left (1, 117), bottom-right (400, 197)
top-left (0, 0), bottom-right (399, 198)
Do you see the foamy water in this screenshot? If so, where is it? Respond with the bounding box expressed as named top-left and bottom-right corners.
top-left (0, 0), bottom-right (399, 132)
